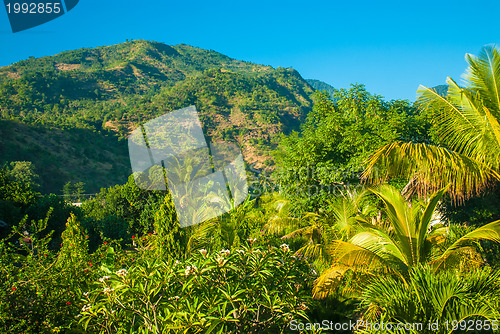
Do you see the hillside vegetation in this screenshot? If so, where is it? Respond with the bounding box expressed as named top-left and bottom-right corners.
top-left (0, 40), bottom-right (314, 193)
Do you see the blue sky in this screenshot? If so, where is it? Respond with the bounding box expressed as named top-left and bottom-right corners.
top-left (1, 0), bottom-right (499, 101)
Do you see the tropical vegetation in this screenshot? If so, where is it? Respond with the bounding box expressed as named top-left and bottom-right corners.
top-left (1, 42), bottom-right (500, 333)
top-left (364, 45), bottom-right (500, 202)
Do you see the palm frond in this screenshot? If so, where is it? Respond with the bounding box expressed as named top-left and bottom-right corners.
top-left (430, 246), bottom-right (483, 272)
top-left (297, 243), bottom-right (328, 262)
top-left (184, 220), bottom-right (218, 254)
top-left (264, 215), bottom-right (301, 235)
top-left (363, 141), bottom-right (500, 201)
top-left (464, 45), bottom-right (500, 117)
top-left (326, 195), bottom-right (363, 240)
top-left (426, 226), bottom-right (449, 248)
top-left (418, 79), bottom-right (500, 169)
top-left (440, 219), bottom-right (500, 259)
top-left (364, 45), bottom-right (500, 201)
top-left (347, 231), bottom-right (408, 267)
top-left (359, 266), bottom-right (500, 331)
top-left (281, 225), bottom-right (317, 240)
top-left (312, 265), bottom-right (351, 299)
top-left (369, 185), bottom-right (415, 259)
top-left (326, 240), bottom-right (401, 272)
top-left (417, 186), bottom-right (447, 256)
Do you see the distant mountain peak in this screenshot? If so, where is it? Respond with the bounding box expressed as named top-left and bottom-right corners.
top-left (431, 84), bottom-right (448, 97)
top-left (306, 79), bottom-right (335, 97)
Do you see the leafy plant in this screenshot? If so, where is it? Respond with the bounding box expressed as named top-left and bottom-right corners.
top-left (359, 265), bottom-right (500, 334)
top-left (80, 245), bottom-right (315, 333)
top-left (0, 212), bottom-right (94, 333)
top-left (313, 184), bottom-right (500, 299)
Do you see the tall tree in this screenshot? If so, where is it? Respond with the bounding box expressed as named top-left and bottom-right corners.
top-left (7, 161), bottom-right (40, 189)
top-left (274, 86), bottom-right (426, 211)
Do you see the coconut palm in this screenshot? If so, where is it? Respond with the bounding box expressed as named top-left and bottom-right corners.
top-left (363, 45), bottom-right (500, 201)
top-left (313, 184), bottom-right (500, 299)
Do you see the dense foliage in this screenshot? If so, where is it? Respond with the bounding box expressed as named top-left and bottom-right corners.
top-left (0, 176), bottom-right (316, 333)
top-left (2, 43), bottom-right (500, 333)
top-left (364, 45), bottom-right (500, 202)
top-left (80, 243), bottom-right (314, 333)
top-left (273, 86), bottom-right (430, 211)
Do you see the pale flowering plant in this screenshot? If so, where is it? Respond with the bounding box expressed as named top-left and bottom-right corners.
top-left (198, 248), bottom-right (207, 257)
top-left (79, 245), bottom-right (315, 333)
top-left (219, 248), bottom-right (231, 257)
top-left (280, 243), bottom-right (290, 252)
top-left (97, 275), bottom-right (111, 283)
top-left (115, 268), bottom-right (128, 277)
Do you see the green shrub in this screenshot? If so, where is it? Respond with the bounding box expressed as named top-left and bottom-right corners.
top-left (80, 244), bottom-right (315, 333)
top-left (97, 215), bottom-right (128, 240)
top-left (0, 212), bottom-right (95, 333)
top-left (358, 265), bottom-right (500, 334)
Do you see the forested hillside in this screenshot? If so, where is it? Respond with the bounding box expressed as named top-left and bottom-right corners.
top-left (0, 40), bottom-right (314, 194)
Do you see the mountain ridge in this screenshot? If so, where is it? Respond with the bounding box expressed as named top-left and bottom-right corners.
top-left (306, 79), bottom-right (335, 97)
top-left (0, 40), bottom-right (314, 194)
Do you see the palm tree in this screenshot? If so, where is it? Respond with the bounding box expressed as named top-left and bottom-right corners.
top-left (363, 45), bottom-right (500, 201)
top-left (358, 265), bottom-right (500, 334)
top-left (264, 187), bottom-right (368, 269)
top-left (313, 184), bottom-right (500, 299)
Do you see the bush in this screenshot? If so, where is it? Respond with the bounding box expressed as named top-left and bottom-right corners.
top-left (26, 194), bottom-right (82, 249)
top-left (358, 265), bottom-right (500, 334)
top-left (80, 244), bottom-right (315, 333)
top-left (0, 212), bottom-right (95, 333)
top-left (96, 215), bottom-right (128, 241)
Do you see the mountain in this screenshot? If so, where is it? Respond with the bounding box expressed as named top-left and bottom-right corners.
top-left (0, 40), bottom-right (314, 194)
top-left (432, 84), bottom-right (448, 97)
top-left (306, 79), bottom-right (336, 97)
